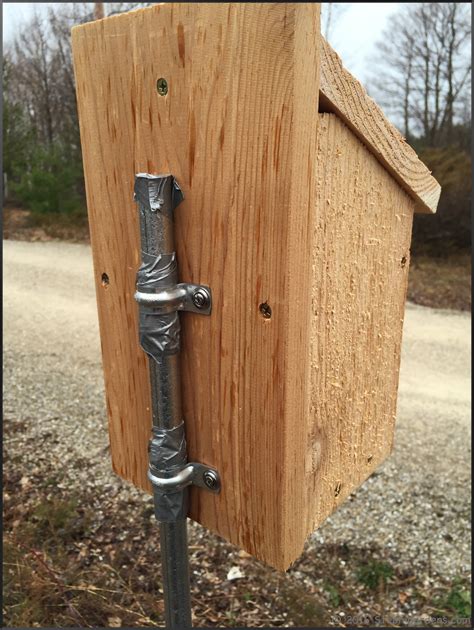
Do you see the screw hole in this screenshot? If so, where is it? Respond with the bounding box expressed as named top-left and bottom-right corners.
top-left (259, 302), bottom-right (272, 319)
top-left (101, 273), bottom-right (109, 287)
top-left (334, 482), bottom-right (342, 497)
top-left (401, 256), bottom-right (407, 268)
top-left (367, 455), bottom-right (373, 464)
top-left (156, 77), bottom-right (168, 96)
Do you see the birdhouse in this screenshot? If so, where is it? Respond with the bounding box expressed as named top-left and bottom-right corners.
top-left (72, 3), bottom-right (439, 570)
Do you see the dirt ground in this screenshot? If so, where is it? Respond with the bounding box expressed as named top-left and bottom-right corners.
top-left (2, 206), bottom-right (91, 244)
top-left (3, 239), bottom-right (471, 628)
top-left (407, 252), bottom-right (471, 311)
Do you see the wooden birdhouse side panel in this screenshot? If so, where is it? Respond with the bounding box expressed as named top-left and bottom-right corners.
top-left (72, 2), bottom-right (430, 572)
top-left (72, 3), bottom-right (322, 571)
top-left (304, 113), bottom-right (414, 535)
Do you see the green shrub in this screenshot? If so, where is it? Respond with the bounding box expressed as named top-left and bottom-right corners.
top-left (443, 580), bottom-right (471, 617)
top-left (356, 560), bottom-right (394, 590)
top-left (412, 147), bottom-right (471, 254)
top-left (323, 581), bottom-right (341, 606)
top-left (12, 144), bottom-right (84, 216)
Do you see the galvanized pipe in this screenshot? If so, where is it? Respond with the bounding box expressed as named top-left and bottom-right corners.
top-left (160, 520), bottom-right (192, 627)
top-left (135, 173), bottom-right (192, 629)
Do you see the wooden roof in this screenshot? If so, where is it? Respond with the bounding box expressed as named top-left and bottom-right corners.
top-left (320, 38), bottom-right (440, 214)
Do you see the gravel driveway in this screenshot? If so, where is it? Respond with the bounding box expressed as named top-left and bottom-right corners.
top-left (3, 240), bottom-right (471, 627)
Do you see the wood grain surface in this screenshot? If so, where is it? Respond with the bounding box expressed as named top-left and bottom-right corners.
top-left (306, 114), bottom-right (414, 534)
top-left (319, 37), bottom-right (440, 214)
top-left (72, 2), bottom-right (321, 569)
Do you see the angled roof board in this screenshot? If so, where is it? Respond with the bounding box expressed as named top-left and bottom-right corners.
top-left (320, 38), bottom-right (440, 214)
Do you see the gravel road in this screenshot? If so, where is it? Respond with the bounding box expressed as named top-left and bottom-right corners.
top-left (3, 240), bottom-right (471, 625)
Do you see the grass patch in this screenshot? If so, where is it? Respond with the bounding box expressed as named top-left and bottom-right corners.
top-left (3, 417), bottom-right (470, 627)
top-left (32, 497), bottom-right (92, 547)
top-left (434, 578), bottom-right (471, 618)
top-left (356, 560), bottom-right (394, 591)
top-left (323, 581), bottom-right (341, 607)
top-left (3, 471), bottom-right (165, 627)
top-left (446, 583), bottom-right (471, 617)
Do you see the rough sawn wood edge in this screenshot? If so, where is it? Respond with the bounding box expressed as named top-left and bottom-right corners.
top-left (320, 37), bottom-right (441, 214)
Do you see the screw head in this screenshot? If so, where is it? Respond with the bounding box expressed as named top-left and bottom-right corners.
top-left (192, 288), bottom-right (210, 310)
top-left (203, 470), bottom-right (218, 490)
top-left (156, 77), bottom-right (168, 96)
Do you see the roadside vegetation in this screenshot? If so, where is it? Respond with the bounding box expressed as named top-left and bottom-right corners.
top-left (4, 447), bottom-right (471, 628)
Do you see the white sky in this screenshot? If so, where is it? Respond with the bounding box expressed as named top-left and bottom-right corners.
top-left (3, 2), bottom-right (62, 41)
top-left (325, 3), bottom-right (400, 79)
top-left (2, 2), bottom-right (400, 84)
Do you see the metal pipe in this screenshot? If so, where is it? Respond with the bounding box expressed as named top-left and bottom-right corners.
top-left (160, 520), bottom-right (192, 628)
top-left (135, 173), bottom-right (192, 629)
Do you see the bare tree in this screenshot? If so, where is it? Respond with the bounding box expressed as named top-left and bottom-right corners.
top-left (107, 3), bottom-right (156, 17)
top-left (438, 3), bottom-right (471, 136)
top-left (94, 3), bottom-right (105, 20)
top-left (369, 2), bottom-right (471, 146)
top-left (9, 11), bottom-right (56, 146)
top-left (369, 10), bottom-right (416, 141)
top-left (6, 5), bottom-right (92, 145)
top-left (4, 2), bottom-right (151, 146)
top-left (2, 2), bottom-right (160, 210)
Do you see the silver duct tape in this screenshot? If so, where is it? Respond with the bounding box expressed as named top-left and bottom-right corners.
top-left (149, 422), bottom-right (187, 469)
top-left (139, 310), bottom-right (180, 357)
top-left (153, 486), bottom-right (189, 522)
top-left (137, 252), bottom-right (180, 357)
top-left (134, 173), bottom-right (184, 215)
top-left (137, 252), bottom-right (178, 290)
top-left (150, 422), bottom-right (188, 522)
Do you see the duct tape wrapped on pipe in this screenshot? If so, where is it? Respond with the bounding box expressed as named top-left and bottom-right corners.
top-left (134, 173), bottom-right (189, 523)
top-left (149, 422), bottom-right (189, 522)
top-left (137, 252), bottom-right (181, 357)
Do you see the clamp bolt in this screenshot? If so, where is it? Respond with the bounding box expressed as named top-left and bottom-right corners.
top-left (203, 470), bottom-right (219, 490)
top-left (192, 288), bottom-right (210, 310)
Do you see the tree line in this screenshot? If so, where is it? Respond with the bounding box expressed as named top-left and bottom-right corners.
top-left (3, 3), bottom-right (148, 215)
top-left (3, 2), bottom-right (471, 253)
top-left (370, 3), bottom-right (470, 148)
top-left (368, 2), bottom-right (471, 252)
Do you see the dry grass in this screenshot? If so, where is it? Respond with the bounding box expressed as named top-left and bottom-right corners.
top-left (408, 252), bottom-right (471, 312)
top-left (2, 206), bottom-right (90, 243)
top-left (3, 457), bottom-right (471, 628)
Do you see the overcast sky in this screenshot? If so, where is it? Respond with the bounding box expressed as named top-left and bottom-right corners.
top-left (2, 2), bottom-right (399, 83)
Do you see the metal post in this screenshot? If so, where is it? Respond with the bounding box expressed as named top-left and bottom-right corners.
top-left (160, 521), bottom-right (192, 627)
top-left (134, 174), bottom-right (192, 629)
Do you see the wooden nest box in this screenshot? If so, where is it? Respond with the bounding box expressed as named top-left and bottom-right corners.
top-left (72, 4), bottom-right (440, 570)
